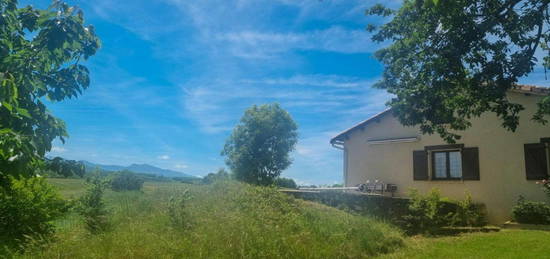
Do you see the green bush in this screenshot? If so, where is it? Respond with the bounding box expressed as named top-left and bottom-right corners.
top-left (110, 171), bottom-right (144, 191)
top-left (512, 196), bottom-right (550, 225)
top-left (450, 193), bottom-right (487, 227)
top-left (77, 174), bottom-right (110, 234)
top-left (0, 176), bottom-right (67, 252)
top-left (286, 188), bottom-right (487, 235)
top-left (274, 177), bottom-right (297, 189)
top-left (537, 179), bottom-right (550, 199)
top-left (401, 189), bottom-right (452, 235)
top-left (167, 189), bottom-right (192, 230)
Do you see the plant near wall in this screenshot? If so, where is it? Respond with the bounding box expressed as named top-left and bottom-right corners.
top-left (401, 189), bottom-right (452, 235)
top-left (512, 196), bottom-right (550, 225)
top-left (450, 193), bottom-right (487, 227)
top-left (536, 179), bottom-right (550, 199)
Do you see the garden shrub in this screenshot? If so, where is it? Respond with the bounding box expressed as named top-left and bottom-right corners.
top-left (110, 170), bottom-right (144, 191)
top-left (167, 189), bottom-right (192, 230)
top-left (400, 189), bottom-right (453, 235)
top-left (512, 196), bottom-right (550, 225)
top-left (288, 188), bottom-right (487, 235)
top-left (537, 179), bottom-right (550, 199)
top-left (450, 193), bottom-right (487, 227)
top-left (77, 174), bottom-right (111, 234)
top-left (0, 176), bottom-right (67, 252)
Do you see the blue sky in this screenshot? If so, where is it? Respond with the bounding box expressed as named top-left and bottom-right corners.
top-left (26, 0), bottom-right (548, 185)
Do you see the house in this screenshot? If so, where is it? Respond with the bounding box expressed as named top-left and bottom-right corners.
top-left (330, 85), bottom-right (550, 223)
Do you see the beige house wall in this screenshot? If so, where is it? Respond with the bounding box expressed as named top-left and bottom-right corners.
top-left (342, 92), bottom-right (550, 223)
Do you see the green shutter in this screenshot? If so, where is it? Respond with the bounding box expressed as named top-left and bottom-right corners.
top-left (413, 150), bottom-right (428, 180)
top-left (462, 147), bottom-right (480, 180)
top-left (524, 143), bottom-right (548, 180)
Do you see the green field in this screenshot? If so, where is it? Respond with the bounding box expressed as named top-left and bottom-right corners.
top-left (19, 178), bottom-right (403, 258)
top-left (16, 179), bottom-right (550, 258)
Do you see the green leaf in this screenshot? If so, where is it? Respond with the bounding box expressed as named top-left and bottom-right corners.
top-left (16, 107), bottom-right (32, 118)
top-left (2, 102), bottom-right (13, 112)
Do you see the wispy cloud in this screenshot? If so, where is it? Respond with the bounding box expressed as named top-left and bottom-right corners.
top-left (182, 75), bottom-right (388, 134)
top-left (174, 163), bottom-right (189, 169)
top-left (241, 74), bottom-right (377, 88)
top-left (157, 155), bottom-right (171, 160)
top-left (50, 146), bottom-right (67, 153)
top-left (215, 26), bottom-right (381, 59)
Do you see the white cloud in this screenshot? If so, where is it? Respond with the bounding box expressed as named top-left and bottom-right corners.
top-left (158, 155), bottom-right (171, 160)
top-left (241, 74), bottom-right (377, 88)
top-left (50, 146), bottom-right (67, 153)
top-left (216, 26), bottom-right (381, 59)
top-left (182, 75), bottom-right (388, 134)
top-left (175, 163), bottom-right (189, 169)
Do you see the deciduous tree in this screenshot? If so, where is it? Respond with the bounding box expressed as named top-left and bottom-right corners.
top-left (368, 0), bottom-right (550, 142)
top-left (222, 104), bottom-right (298, 186)
top-left (0, 0), bottom-right (100, 181)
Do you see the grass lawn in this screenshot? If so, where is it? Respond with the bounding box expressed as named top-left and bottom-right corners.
top-left (378, 230), bottom-right (550, 259)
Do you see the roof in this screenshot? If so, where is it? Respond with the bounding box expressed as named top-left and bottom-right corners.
top-left (330, 109), bottom-right (392, 144)
top-left (330, 84), bottom-right (548, 144)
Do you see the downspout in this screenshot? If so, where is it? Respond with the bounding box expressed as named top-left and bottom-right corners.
top-left (330, 140), bottom-right (347, 187)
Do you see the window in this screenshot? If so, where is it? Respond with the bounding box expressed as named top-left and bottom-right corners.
top-left (413, 145), bottom-right (479, 181)
top-left (432, 150), bottom-right (462, 180)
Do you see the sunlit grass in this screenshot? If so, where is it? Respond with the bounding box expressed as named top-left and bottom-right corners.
top-left (20, 179), bottom-right (404, 258)
top-left (377, 229), bottom-right (550, 259)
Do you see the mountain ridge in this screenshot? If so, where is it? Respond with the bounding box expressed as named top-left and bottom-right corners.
top-left (82, 160), bottom-right (197, 178)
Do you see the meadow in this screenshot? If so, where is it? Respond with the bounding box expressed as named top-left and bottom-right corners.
top-left (13, 178), bottom-right (550, 259)
top-left (16, 179), bottom-right (404, 258)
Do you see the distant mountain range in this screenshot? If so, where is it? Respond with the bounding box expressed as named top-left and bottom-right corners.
top-left (82, 161), bottom-right (197, 179)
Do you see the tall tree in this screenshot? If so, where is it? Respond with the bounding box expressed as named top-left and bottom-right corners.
top-left (222, 104), bottom-right (298, 186)
top-left (367, 0), bottom-right (550, 142)
top-left (0, 0), bottom-right (100, 181)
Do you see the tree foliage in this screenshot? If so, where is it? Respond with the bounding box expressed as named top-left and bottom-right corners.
top-left (201, 168), bottom-right (230, 184)
top-left (368, 0), bottom-right (550, 142)
top-left (222, 104), bottom-right (298, 186)
top-left (43, 157), bottom-right (85, 178)
top-left (273, 177), bottom-right (298, 189)
top-left (110, 170), bottom-right (144, 191)
top-left (0, 0), bottom-right (100, 180)
top-left (0, 176), bottom-right (66, 251)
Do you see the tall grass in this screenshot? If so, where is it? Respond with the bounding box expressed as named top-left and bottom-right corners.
top-left (19, 180), bottom-right (404, 258)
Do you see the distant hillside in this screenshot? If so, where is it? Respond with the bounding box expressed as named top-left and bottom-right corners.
top-left (82, 161), bottom-right (197, 179)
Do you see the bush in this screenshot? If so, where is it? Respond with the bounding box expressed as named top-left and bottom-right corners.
top-left (274, 177), bottom-right (297, 189)
top-left (512, 196), bottom-right (550, 225)
top-left (536, 179), bottom-right (550, 199)
top-left (0, 176), bottom-right (67, 251)
top-left (167, 189), bottom-right (192, 230)
top-left (401, 189), bottom-right (452, 235)
top-left (110, 170), bottom-right (144, 191)
top-left (77, 174), bottom-right (110, 234)
top-left (450, 193), bottom-right (487, 227)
